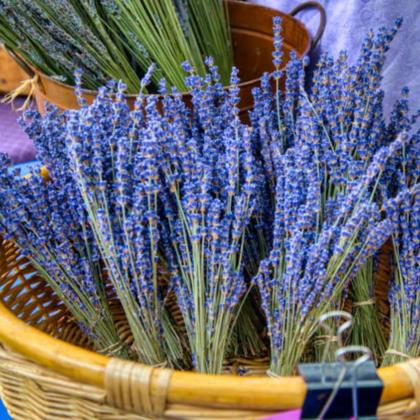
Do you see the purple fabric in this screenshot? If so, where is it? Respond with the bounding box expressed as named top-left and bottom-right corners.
top-left (0, 96), bottom-right (36, 164)
top-left (253, 0), bottom-right (420, 115)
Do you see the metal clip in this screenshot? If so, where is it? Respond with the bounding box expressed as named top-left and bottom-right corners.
top-left (318, 346), bottom-right (374, 419)
top-left (299, 311), bottom-right (383, 419)
top-left (318, 310), bottom-right (353, 380)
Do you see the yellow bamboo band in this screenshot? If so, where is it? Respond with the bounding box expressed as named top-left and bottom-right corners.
top-left (399, 359), bottom-right (420, 406)
top-left (105, 358), bottom-right (172, 416)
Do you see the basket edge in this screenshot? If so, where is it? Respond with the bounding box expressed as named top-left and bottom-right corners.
top-left (0, 299), bottom-right (416, 412)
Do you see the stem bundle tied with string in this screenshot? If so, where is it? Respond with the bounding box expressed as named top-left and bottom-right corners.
top-left (382, 132), bottom-right (419, 366)
top-left (152, 62), bottom-right (259, 373)
top-left (250, 16), bottom-right (419, 374)
top-left (349, 259), bottom-right (386, 362)
top-left (0, 147), bottom-right (128, 358)
top-left (0, 59), bottom-right (266, 372)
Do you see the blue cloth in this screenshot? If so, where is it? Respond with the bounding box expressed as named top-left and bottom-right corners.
top-left (11, 160), bottom-right (39, 176)
top-left (253, 0), bottom-right (420, 115)
top-left (0, 400), bottom-right (11, 419)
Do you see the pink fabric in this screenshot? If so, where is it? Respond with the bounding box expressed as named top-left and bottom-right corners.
top-left (0, 97), bottom-right (36, 164)
top-left (264, 410), bottom-right (355, 419)
top-left (264, 409), bottom-right (301, 419)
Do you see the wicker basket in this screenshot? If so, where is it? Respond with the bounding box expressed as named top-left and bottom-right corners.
top-left (0, 47), bottom-right (29, 94)
top-left (0, 234), bottom-right (419, 419)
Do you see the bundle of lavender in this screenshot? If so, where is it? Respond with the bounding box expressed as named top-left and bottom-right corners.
top-left (0, 112), bottom-right (127, 357)
top-left (383, 183), bottom-right (419, 365)
top-left (381, 97), bottom-right (419, 365)
top-left (0, 19), bottom-right (418, 375)
top-left (0, 0), bottom-right (232, 92)
top-left (249, 17), bottom-right (419, 373)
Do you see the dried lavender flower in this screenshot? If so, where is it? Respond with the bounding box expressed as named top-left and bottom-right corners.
top-left (0, 139), bottom-right (126, 357)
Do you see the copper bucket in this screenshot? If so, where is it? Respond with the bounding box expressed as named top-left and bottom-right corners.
top-left (0, 46), bottom-right (29, 94)
top-left (10, 1), bottom-right (325, 114)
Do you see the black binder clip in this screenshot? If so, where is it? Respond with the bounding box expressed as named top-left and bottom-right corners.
top-left (298, 311), bottom-right (384, 419)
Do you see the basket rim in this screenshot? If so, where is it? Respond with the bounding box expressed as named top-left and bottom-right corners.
top-left (0, 299), bottom-right (416, 411)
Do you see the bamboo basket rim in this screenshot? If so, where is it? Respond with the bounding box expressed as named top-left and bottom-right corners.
top-left (0, 297), bottom-right (417, 412)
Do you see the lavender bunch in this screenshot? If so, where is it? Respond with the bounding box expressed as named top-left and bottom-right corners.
top-left (0, 0), bottom-right (139, 90)
top-left (306, 25), bottom-right (405, 358)
top-left (65, 73), bottom-right (185, 366)
top-left (65, 62), bottom-right (262, 371)
top-left (0, 113), bottom-right (125, 356)
top-left (250, 18), bottom-right (414, 373)
top-left (0, 0), bottom-right (233, 92)
top-left (382, 131), bottom-right (419, 365)
top-left (254, 137), bottom-right (403, 374)
top-left (348, 84), bottom-right (419, 359)
top-left (384, 188), bottom-right (419, 365)
top-left (153, 62), bottom-right (258, 373)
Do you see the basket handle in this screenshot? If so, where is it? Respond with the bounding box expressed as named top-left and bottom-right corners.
top-left (290, 1), bottom-right (326, 51)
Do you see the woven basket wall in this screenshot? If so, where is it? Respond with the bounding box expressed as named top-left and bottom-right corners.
top-left (0, 234), bottom-right (419, 419)
top-left (0, 47), bottom-right (28, 94)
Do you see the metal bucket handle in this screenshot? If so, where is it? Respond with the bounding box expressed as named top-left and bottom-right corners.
top-left (290, 1), bottom-right (326, 51)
